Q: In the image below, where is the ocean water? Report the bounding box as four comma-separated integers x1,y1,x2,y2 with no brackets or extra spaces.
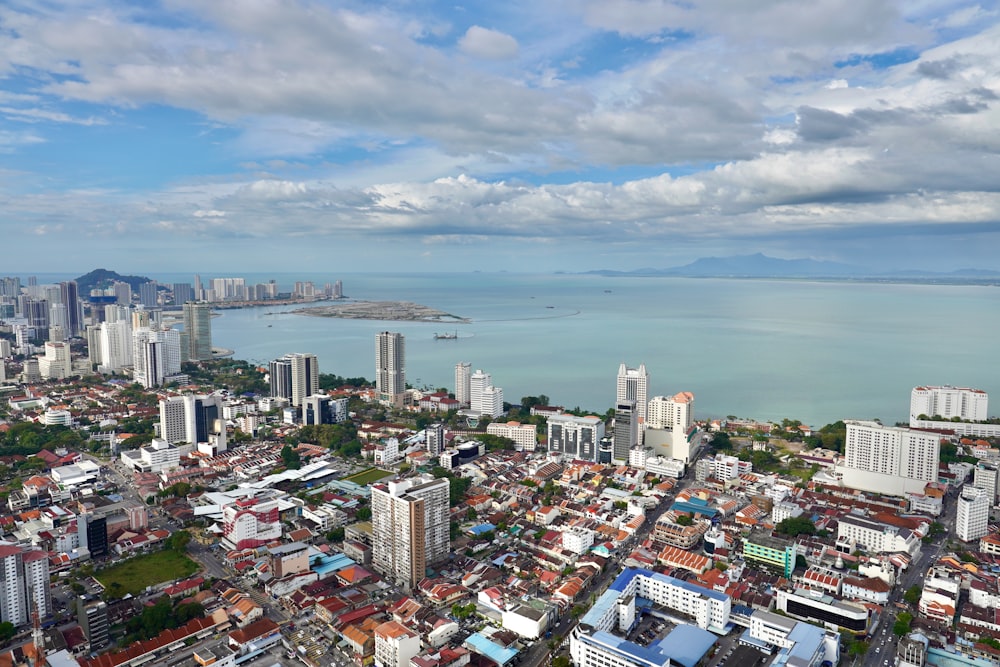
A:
186,273,1000,428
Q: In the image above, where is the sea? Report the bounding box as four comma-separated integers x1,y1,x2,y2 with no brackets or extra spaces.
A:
29,271,1000,428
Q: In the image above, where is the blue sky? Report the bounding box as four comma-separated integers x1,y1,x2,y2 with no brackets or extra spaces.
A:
2,0,1000,273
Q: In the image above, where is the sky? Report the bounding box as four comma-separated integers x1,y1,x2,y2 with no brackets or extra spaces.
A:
2,0,1000,274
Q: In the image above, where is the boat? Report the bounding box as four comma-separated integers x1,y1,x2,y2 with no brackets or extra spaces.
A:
434,331,458,340
546,305,555,309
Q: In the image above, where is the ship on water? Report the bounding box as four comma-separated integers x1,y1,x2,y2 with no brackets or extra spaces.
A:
434,331,458,340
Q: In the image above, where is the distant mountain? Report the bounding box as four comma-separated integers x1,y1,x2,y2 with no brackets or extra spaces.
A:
75,268,155,294
585,254,1000,280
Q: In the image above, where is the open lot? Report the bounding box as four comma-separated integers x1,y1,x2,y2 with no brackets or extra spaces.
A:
342,468,393,486
95,550,200,596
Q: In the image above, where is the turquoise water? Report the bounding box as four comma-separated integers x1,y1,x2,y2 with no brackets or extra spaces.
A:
191,273,1000,428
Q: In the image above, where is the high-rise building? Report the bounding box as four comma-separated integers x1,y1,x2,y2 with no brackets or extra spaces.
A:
375,332,405,405
973,462,999,506
23,297,48,335
303,394,330,425
547,414,606,461
38,341,71,380
957,485,990,542
138,281,158,309
113,281,132,306
269,353,318,407
910,385,988,424
59,281,82,337
98,319,133,373
159,394,227,452
172,283,194,307
0,545,50,626
183,302,213,361
425,423,446,456
469,369,504,418
647,392,694,431
132,328,182,388
373,621,421,667
371,475,449,589
613,400,639,463
841,420,941,496
454,362,472,407
77,598,109,652
193,274,203,301
617,363,649,423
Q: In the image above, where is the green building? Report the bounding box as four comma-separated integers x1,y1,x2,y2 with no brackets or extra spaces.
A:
742,533,798,578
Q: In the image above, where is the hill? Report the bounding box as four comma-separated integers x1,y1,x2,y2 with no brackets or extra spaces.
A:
75,268,155,294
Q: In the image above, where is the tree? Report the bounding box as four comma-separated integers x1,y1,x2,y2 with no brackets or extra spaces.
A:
166,530,191,552
281,444,301,470
776,516,816,537
847,640,869,657
356,506,372,521
676,515,694,527
0,622,14,644
552,657,571,667
893,611,913,636
904,585,921,605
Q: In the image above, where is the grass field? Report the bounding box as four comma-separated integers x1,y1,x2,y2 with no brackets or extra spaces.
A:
343,468,393,486
95,549,200,596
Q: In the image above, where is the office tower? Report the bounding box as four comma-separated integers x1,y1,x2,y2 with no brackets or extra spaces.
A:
617,363,649,422
0,545,50,626
48,303,67,336
138,281,158,308
547,414,606,461
183,302,213,361
172,283,194,306
84,515,108,559
303,394,330,425
77,598,109,652
469,369,503,418
193,274,203,301
0,277,20,298
38,341,71,380
0,340,10,358
371,475,450,589
333,280,343,298
974,462,999,506
613,400,638,463
59,281,82,336
957,486,990,542
159,394,226,451
269,353,318,407
269,356,293,401
23,297,49,334
376,331,405,405
910,385,988,424
841,420,941,496
454,362,471,407
425,423,446,456
47,324,66,343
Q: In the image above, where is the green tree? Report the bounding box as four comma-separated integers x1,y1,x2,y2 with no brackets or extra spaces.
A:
904,585,921,605
552,657,571,667
893,611,913,636
676,515,693,527
281,444,301,470
356,506,372,521
0,622,14,644
847,640,869,657
776,516,816,537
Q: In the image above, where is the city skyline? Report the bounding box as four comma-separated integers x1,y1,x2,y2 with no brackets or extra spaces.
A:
2,2,999,273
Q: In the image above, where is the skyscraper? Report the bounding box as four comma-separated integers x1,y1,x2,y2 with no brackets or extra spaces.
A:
269,353,319,407
376,331,405,405
59,280,82,337
159,394,226,452
612,400,638,463
617,363,649,422
172,283,194,307
957,486,990,542
132,328,182,388
138,281,159,309
0,545,50,626
910,385,988,424
454,362,471,407
371,475,450,589
183,302,213,361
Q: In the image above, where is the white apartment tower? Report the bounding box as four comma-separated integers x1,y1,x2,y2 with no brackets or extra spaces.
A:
132,328,182,388
375,332,405,405
38,341,71,380
159,394,227,452
974,462,999,506
0,545,50,626
647,392,694,431
617,363,649,422
957,485,990,542
841,420,941,496
371,475,449,589
910,385,988,424
454,362,472,407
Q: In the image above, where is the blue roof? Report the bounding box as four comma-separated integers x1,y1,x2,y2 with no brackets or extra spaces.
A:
657,625,717,667
670,499,719,517
787,621,825,662
609,568,729,603
465,633,518,666
580,588,620,627
310,552,356,577
468,523,496,536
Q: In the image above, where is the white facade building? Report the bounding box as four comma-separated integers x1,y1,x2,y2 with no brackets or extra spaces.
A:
546,414,606,462
454,362,471,408
910,385,988,423
158,394,226,452
469,369,503,418
840,421,941,496
616,363,648,422
647,392,694,431
973,461,999,506
38,341,71,380
119,438,181,473
98,319,133,373
375,332,405,405
957,485,990,542
485,421,536,451
374,620,421,667
0,545,50,626
836,514,921,556
562,527,595,555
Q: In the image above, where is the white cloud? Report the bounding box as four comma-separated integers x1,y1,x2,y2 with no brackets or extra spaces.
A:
458,25,519,60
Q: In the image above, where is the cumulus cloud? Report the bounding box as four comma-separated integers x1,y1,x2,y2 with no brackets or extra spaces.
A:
458,26,519,60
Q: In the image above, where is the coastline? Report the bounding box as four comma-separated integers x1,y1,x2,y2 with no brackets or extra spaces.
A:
292,300,469,323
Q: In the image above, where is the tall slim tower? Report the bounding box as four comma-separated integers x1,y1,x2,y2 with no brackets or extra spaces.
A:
617,363,649,422
290,353,319,407
371,475,449,589
613,400,638,463
183,302,213,361
376,332,405,405
59,281,82,337
454,362,472,407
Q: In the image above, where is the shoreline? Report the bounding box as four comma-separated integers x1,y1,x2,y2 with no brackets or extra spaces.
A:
292,300,469,323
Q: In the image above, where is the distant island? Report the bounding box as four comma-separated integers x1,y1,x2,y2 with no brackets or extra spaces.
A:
294,301,469,323
583,253,1000,283
75,268,158,294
